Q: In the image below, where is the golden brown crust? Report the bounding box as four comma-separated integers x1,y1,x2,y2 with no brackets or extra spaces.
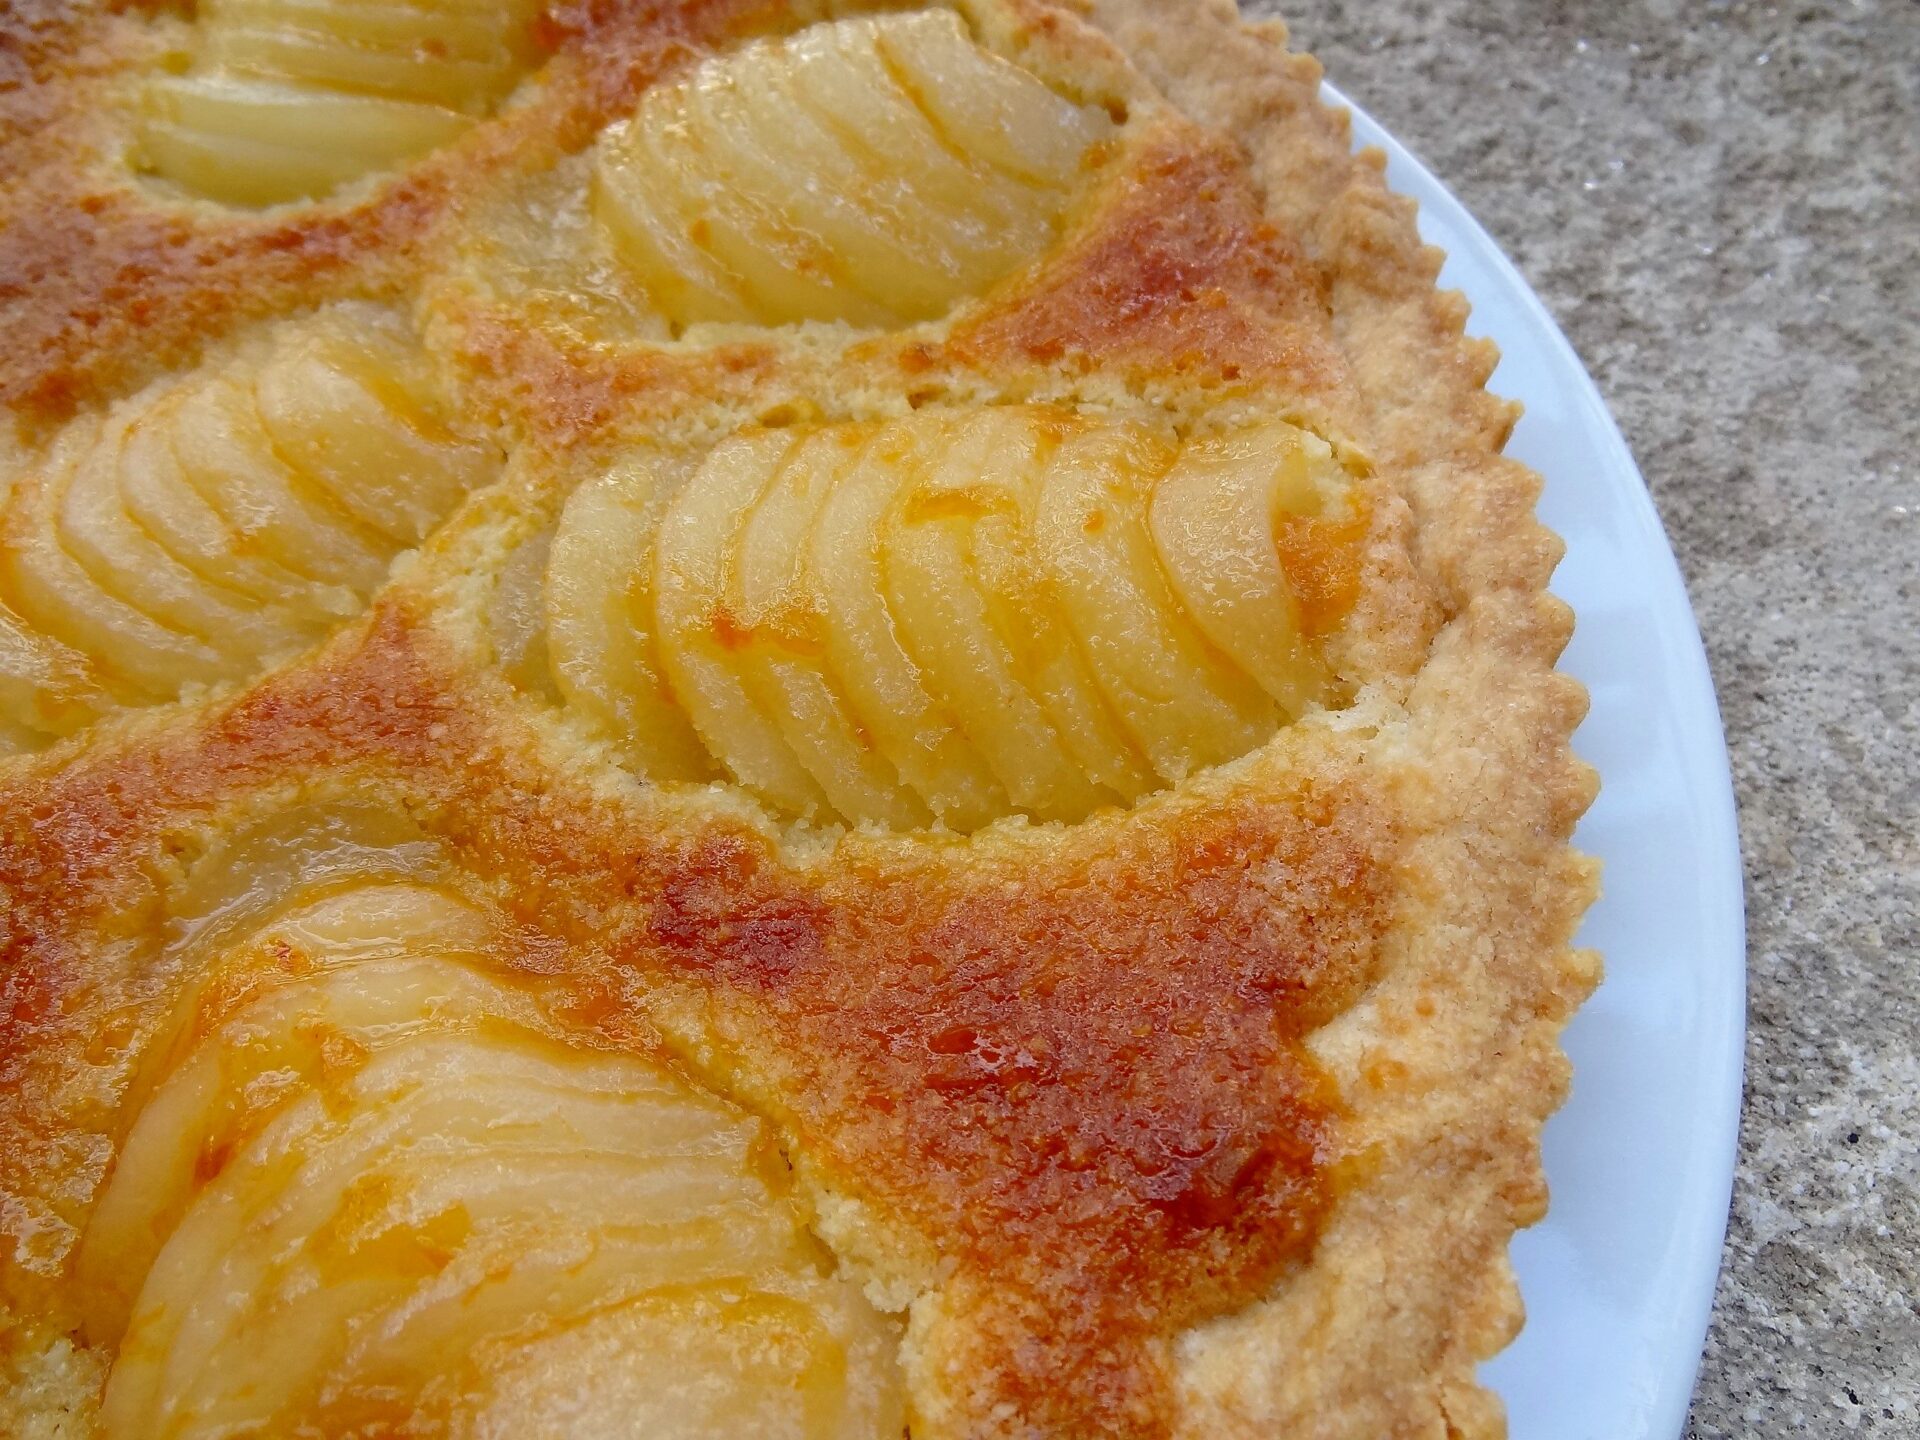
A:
0,600,1396,1431
0,2,1597,1436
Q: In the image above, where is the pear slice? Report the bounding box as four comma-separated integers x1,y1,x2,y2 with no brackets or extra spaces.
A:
654,430,830,817
302,1167,797,1416
88,863,905,1438
142,74,473,160
102,1026,796,1439
945,415,1157,803
76,886,498,1344
165,374,393,594
803,424,1006,828
58,409,316,660
875,9,1115,187
0,460,236,696
596,12,1102,329
118,383,360,621
136,0,544,206
136,113,387,209
732,427,930,828
880,410,1112,820
253,317,493,546
591,117,759,328
662,75,893,329
686,66,954,325
1148,423,1342,720
206,0,527,67
201,27,513,111
1034,424,1278,782
103,1039,772,1438
0,595,124,737
546,459,712,781
782,18,1044,260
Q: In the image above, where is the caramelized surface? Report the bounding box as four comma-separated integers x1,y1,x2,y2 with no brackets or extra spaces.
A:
0,608,1394,1434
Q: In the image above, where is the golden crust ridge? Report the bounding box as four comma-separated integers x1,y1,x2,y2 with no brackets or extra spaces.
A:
1066,2,1598,1433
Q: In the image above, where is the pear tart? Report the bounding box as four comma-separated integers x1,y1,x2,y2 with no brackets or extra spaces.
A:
0,2,1598,1437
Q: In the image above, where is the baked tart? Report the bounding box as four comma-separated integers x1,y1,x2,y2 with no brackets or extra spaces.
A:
0,1,1599,1435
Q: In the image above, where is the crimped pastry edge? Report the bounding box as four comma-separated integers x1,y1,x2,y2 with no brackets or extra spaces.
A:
1067,3,1599,1435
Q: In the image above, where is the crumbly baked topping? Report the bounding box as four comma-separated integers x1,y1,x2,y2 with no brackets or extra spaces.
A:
0,2,1597,1436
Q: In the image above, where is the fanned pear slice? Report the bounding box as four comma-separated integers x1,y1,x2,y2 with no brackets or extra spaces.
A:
0,461,236,697
780,16,1059,253
136,118,391,211
675,68,929,326
804,426,1006,828
713,55,1008,321
654,430,831,817
134,0,541,204
944,417,1158,803
76,886,499,1345
0,595,126,738
0,306,497,738
1035,425,1279,782
733,427,931,829
164,375,394,594
772,23,1043,293
546,459,712,781
591,118,759,327
209,0,523,62
117,385,361,622
881,411,1112,821
252,314,495,545
199,36,503,113
652,74,890,329
100,1043,781,1439
57,411,316,660
594,10,1111,329
86,862,903,1440
873,10,1112,186
1148,422,1348,719
142,74,473,161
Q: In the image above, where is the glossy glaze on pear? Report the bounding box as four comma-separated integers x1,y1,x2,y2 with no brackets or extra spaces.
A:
0,308,497,748
135,0,545,205
543,408,1362,828
593,10,1114,329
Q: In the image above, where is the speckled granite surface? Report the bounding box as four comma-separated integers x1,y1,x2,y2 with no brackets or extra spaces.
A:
1247,0,1918,1433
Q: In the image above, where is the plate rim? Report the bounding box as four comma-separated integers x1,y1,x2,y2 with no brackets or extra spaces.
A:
1321,80,1748,1440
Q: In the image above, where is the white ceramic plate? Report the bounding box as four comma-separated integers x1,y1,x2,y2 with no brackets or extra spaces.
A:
1323,85,1747,1440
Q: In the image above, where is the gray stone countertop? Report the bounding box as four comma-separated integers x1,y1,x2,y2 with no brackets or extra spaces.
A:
1246,0,1918,1433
